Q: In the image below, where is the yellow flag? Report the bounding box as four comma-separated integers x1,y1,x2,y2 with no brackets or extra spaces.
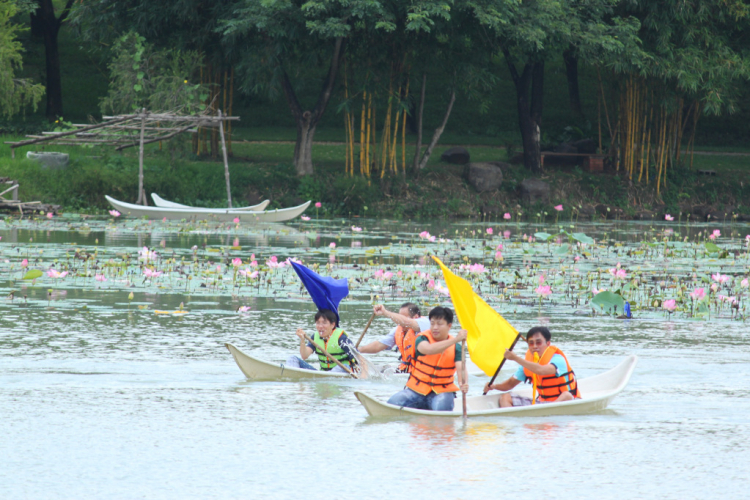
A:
432,256,519,376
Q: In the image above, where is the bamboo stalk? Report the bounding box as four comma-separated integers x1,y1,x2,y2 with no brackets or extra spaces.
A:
360,91,367,176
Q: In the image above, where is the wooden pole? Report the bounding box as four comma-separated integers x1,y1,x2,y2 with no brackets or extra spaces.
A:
138,109,146,205
303,333,358,378
482,333,523,395
355,312,376,348
461,339,467,419
218,109,232,208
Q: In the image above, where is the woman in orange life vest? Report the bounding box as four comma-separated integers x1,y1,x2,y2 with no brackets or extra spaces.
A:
358,302,431,373
483,326,579,407
386,307,469,411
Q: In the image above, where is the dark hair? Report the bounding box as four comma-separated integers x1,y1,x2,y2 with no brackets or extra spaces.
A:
314,309,338,325
428,306,453,324
526,326,551,342
400,302,421,318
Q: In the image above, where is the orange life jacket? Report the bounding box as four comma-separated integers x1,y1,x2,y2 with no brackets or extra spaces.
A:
406,330,459,395
523,345,580,401
394,325,417,373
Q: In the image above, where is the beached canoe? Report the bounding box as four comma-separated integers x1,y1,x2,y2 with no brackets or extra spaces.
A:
150,193,270,212
354,355,638,417
106,195,311,223
226,343,350,379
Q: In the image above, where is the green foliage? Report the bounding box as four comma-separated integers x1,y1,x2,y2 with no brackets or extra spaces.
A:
591,290,626,315
0,0,44,119
101,32,208,114
22,269,42,280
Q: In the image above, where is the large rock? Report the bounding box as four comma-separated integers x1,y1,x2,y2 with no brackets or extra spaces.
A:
519,178,550,205
441,147,470,164
463,162,504,192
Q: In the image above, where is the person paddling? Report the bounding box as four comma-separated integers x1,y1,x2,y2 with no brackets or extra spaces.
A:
358,302,430,373
387,307,468,411
483,326,579,407
286,309,357,373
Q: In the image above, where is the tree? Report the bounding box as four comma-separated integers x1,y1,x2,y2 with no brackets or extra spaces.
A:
0,0,44,119
30,0,75,120
468,0,641,173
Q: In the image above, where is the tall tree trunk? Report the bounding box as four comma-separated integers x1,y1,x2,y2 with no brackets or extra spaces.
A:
412,72,427,173
417,88,456,170
280,38,344,176
504,50,544,174
563,48,583,119
33,0,75,121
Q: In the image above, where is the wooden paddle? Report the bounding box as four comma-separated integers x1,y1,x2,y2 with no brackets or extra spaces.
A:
303,333,358,379
482,333,523,395
461,339,468,420
355,312,376,348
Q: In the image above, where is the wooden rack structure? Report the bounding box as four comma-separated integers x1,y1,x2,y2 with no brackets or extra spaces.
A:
5,109,240,207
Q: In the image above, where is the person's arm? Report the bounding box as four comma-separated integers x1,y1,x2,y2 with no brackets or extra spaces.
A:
296,328,314,360
416,330,468,356
374,304,421,331
504,349,556,376
338,333,357,362
358,340,389,354
484,376,521,393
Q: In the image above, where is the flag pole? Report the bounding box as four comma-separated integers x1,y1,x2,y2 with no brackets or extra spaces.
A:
355,312,376,348
482,333,523,395
461,339,468,419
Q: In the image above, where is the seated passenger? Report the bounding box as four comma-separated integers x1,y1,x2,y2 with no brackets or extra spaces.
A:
358,302,430,373
483,326,579,407
387,307,468,411
286,309,356,373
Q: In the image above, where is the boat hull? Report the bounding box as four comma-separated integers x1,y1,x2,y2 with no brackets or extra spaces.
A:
150,193,270,212
106,196,310,223
354,355,637,418
226,343,349,380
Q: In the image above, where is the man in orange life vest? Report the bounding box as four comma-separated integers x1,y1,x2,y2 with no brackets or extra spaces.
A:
358,302,430,373
386,306,468,411
483,326,579,407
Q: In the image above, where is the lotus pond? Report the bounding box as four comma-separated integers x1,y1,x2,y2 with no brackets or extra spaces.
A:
1,214,748,499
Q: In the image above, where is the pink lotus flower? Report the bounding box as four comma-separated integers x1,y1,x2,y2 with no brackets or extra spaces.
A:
329,242,336,249
233,238,240,247
713,229,721,238
315,202,322,208
233,217,240,224
95,274,107,282
374,269,384,279
663,299,676,312
47,269,68,279
494,251,503,261
162,217,167,222
109,210,121,217
468,263,486,273
495,244,503,250
232,258,242,267
351,226,362,232
329,254,335,263
574,256,581,262
143,268,162,278
383,271,393,279
664,214,674,221
397,271,402,277
301,215,311,221
535,285,552,297
538,275,545,285
138,247,157,261
21,259,28,268
614,269,627,279
742,279,748,288
351,241,362,247
711,273,729,284
239,269,259,279
554,205,563,211
711,283,719,292
427,279,435,289
436,284,450,296
238,306,251,313
503,230,511,239
486,228,493,235
503,213,511,220
419,231,431,239
46,212,53,219
249,260,258,267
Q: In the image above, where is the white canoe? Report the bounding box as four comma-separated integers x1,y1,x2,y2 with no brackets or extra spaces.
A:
354,355,638,418
106,195,311,223
150,193,270,212
226,343,350,380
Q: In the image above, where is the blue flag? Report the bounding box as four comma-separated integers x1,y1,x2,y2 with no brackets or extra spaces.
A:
290,261,349,324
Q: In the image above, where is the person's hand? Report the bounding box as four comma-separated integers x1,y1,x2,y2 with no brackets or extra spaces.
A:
504,348,520,362
455,329,468,342
483,382,494,393
296,328,306,341
373,304,386,316
460,382,469,394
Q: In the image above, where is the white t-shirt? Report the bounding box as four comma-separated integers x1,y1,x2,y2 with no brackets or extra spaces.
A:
377,316,431,349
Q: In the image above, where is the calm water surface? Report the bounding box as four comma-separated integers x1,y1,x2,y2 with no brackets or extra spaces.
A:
1,216,748,499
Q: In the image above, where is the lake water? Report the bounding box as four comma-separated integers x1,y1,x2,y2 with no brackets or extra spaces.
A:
1,215,748,499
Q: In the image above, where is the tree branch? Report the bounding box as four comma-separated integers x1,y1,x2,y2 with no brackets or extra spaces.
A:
57,0,76,26
311,36,345,123
279,67,303,123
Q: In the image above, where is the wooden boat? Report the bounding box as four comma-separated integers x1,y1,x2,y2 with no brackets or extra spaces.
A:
150,193,270,212
226,343,350,380
105,195,311,223
354,355,638,417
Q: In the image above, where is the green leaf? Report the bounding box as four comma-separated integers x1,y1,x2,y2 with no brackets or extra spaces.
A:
136,72,145,80
22,269,43,280
534,232,552,241
591,291,626,315
556,244,570,255
572,232,594,244
705,241,720,253
133,84,142,91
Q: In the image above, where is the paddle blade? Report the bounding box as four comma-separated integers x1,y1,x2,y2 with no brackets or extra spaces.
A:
433,256,519,377
291,261,349,324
